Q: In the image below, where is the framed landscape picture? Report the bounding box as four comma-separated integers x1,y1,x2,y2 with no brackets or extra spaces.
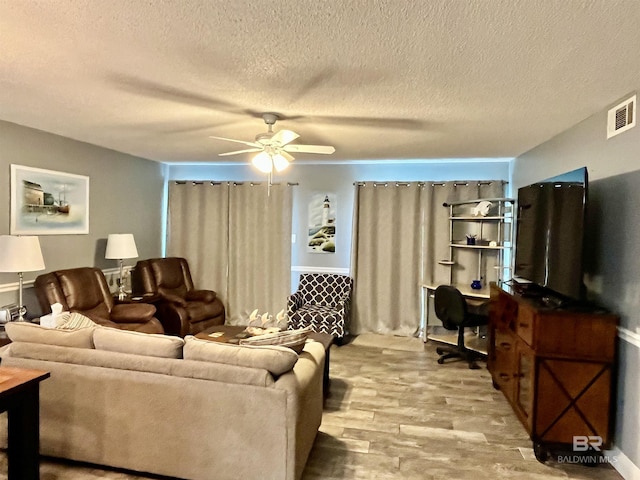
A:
10,164,90,235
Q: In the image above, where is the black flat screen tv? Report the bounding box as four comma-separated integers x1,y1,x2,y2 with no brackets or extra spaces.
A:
513,167,588,301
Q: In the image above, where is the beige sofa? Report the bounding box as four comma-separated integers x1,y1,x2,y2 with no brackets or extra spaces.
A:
0,323,325,480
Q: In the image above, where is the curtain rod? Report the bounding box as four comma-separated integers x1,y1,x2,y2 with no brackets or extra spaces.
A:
173,181,299,186
353,182,421,187
173,181,223,185
233,182,299,186
353,180,508,186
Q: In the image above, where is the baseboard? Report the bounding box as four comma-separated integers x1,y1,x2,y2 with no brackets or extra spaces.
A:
291,265,350,275
608,446,640,479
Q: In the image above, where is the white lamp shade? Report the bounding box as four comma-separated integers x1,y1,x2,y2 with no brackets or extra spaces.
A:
0,235,45,272
252,151,273,173
272,153,290,172
105,234,138,259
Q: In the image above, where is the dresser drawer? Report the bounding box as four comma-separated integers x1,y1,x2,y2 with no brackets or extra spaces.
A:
516,305,535,347
492,330,517,400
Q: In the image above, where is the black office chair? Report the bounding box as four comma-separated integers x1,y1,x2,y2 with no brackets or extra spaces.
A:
433,285,489,369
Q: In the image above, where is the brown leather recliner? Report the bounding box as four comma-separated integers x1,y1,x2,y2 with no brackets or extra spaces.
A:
133,257,225,337
34,267,164,334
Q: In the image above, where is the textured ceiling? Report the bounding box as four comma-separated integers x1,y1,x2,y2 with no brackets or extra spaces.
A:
1,0,639,164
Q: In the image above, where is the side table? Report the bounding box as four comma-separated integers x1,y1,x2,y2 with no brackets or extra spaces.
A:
112,293,160,304
0,366,50,480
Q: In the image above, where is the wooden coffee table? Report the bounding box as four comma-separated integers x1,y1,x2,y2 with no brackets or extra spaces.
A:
197,325,334,397
0,366,50,480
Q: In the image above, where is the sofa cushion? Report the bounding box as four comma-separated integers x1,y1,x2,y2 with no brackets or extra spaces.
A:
5,342,275,387
93,327,184,359
239,327,311,353
5,322,95,348
183,336,298,376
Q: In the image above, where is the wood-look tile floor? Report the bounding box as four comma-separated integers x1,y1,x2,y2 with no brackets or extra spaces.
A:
303,335,623,480
0,334,624,479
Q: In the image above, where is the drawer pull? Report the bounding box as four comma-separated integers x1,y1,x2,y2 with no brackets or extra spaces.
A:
499,342,511,349
519,323,529,328
499,373,510,380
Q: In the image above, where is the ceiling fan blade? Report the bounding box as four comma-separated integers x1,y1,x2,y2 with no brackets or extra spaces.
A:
109,74,239,111
209,135,261,148
279,150,295,162
271,129,299,146
288,114,426,131
218,148,263,157
283,144,335,155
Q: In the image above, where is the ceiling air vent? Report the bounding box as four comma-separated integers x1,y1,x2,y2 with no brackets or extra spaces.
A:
607,94,636,139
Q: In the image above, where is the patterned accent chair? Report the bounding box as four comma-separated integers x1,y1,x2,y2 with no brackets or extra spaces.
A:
287,273,353,342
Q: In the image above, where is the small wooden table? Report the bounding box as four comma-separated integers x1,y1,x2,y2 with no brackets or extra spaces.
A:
112,293,161,304
197,325,334,397
0,366,50,480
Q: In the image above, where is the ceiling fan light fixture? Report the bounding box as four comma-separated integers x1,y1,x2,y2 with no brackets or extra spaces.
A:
252,151,273,173
272,153,290,172
211,112,334,178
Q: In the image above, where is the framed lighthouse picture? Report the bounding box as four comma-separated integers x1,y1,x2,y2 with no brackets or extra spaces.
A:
307,193,336,253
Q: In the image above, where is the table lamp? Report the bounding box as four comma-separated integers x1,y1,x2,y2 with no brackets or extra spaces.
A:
0,235,45,321
105,233,138,301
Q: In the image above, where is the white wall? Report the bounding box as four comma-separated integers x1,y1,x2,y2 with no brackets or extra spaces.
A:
514,94,640,478
167,159,511,290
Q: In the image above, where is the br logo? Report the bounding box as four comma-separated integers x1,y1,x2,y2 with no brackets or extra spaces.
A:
573,435,603,452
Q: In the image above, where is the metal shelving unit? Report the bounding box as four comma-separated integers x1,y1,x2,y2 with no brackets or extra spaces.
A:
439,197,514,286
420,197,514,347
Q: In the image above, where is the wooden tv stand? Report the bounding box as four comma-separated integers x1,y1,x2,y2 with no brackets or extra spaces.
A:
487,283,618,462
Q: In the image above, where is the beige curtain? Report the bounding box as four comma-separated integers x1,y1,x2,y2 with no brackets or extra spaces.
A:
351,183,423,336
226,183,292,325
167,182,230,305
351,180,505,336
167,181,293,326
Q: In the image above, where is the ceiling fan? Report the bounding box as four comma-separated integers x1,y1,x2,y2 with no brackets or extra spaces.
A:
209,113,335,173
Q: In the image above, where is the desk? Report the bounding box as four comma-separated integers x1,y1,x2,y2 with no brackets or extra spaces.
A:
0,366,50,480
419,283,489,354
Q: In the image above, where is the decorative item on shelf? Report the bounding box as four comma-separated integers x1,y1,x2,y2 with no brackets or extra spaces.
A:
105,233,138,301
470,279,482,290
472,200,493,217
466,234,477,245
0,235,46,321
